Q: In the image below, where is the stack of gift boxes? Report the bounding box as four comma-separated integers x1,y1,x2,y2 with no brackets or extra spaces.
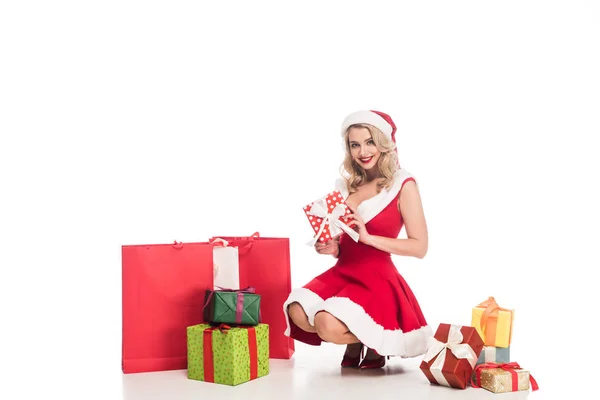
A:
420,296,538,394
186,287,269,386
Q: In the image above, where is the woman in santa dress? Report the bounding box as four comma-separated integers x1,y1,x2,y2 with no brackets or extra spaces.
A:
283,110,433,369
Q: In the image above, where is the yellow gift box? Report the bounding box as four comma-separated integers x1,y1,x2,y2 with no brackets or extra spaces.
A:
471,297,514,348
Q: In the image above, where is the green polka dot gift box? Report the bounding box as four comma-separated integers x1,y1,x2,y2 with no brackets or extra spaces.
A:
187,323,269,386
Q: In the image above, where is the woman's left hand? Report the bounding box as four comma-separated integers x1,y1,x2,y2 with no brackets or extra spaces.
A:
346,213,372,245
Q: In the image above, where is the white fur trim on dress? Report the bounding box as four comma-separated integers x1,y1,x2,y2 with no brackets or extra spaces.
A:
341,110,393,140
283,288,433,358
335,169,417,224
283,288,324,335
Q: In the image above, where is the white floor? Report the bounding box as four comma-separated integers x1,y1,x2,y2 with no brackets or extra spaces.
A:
121,341,564,400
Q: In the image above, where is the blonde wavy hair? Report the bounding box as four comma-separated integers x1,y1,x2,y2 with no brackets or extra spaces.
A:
340,123,399,195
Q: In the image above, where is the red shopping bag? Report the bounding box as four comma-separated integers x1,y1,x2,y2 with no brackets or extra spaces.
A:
210,234,295,360
121,241,213,373
122,233,294,374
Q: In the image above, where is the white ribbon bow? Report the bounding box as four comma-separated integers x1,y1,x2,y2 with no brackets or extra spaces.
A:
422,324,478,387
306,198,359,246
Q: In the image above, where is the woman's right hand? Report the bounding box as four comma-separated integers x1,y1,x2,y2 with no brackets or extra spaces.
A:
315,237,340,257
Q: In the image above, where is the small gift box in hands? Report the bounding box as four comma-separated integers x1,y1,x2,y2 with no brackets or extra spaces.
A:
303,190,359,246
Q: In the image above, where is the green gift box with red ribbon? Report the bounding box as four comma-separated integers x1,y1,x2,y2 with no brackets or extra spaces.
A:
187,323,269,386
203,287,261,326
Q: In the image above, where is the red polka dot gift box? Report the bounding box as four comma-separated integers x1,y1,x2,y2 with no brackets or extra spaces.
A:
303,190,359,246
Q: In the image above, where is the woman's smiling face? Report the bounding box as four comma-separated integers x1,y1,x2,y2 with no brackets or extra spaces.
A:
348,126,380,170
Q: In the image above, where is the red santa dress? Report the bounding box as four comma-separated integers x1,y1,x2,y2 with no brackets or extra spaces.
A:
283,169,433,357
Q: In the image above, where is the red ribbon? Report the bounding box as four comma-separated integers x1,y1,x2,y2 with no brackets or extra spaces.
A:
235,291,245,324
202,325,259,383
471,362,539,392
247,327,258,380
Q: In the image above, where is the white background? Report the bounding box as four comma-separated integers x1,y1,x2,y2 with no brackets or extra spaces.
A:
1,1,598,399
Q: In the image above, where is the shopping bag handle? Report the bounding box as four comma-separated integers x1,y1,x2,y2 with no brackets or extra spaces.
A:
209,232,260,255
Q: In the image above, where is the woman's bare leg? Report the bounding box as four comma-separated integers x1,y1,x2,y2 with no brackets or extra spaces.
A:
313,311,360,344
287,302,317,333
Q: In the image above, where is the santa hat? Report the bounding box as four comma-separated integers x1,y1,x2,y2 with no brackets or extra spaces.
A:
340,110,397,144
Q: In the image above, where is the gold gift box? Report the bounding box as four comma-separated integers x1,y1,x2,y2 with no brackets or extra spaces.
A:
478,367,531,393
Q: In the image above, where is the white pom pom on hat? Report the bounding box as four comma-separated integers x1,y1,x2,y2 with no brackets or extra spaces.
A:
340,110,397,143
